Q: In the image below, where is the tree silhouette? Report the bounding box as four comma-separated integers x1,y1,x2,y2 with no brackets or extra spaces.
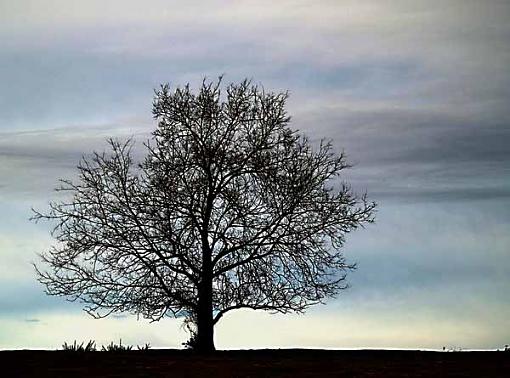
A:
33,78,376,352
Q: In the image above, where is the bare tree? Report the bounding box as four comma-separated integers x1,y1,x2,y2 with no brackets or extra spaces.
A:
33,78,376,352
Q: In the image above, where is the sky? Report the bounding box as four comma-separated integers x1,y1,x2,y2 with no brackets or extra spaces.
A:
0,0,509,350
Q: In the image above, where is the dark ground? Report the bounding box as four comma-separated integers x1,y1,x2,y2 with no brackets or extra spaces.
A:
1,349,509,377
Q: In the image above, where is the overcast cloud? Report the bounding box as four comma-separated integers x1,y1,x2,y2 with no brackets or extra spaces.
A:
0,0,509,350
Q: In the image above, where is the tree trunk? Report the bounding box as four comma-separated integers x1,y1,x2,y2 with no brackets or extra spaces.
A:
196,274,215,353
196,184,216,353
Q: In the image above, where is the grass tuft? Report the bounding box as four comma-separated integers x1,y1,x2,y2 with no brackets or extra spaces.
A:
101,339,133,352
61,340,96,352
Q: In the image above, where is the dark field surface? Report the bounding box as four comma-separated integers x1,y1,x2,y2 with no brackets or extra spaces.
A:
1,349,509,377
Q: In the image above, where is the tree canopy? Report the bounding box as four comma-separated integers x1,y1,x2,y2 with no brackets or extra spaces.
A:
33,78,376,352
